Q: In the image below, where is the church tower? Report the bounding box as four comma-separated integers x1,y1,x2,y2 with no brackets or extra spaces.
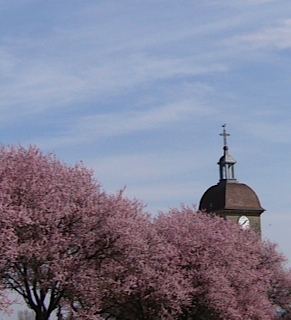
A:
199,125,265,233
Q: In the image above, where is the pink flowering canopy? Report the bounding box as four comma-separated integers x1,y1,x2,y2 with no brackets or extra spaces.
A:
154,207,291,320
0,145,154,320
0,145,290,320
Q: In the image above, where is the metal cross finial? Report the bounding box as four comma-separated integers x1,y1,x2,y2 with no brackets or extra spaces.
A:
219,124,230,147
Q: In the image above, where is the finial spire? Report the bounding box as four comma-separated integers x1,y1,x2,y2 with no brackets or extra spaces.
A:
219,124,230,149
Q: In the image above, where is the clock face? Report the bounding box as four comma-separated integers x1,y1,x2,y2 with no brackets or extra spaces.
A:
238,215,250,230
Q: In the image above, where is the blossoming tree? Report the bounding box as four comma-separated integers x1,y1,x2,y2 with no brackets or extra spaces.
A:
154,207,291,320
0,145,154,320
0,145,290,320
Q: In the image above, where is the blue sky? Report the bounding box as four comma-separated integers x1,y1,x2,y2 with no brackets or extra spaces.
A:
1,0,291,317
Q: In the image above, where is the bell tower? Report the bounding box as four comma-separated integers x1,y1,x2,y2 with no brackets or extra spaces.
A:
199,125,265,233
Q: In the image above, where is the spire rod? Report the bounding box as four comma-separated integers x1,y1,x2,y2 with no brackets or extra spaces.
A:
219,124,230,148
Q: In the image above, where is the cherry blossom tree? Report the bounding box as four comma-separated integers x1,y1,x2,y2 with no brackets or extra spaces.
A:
154,207,291,320
71,206,291,320
0,145,153,320
261,241,291,318
0,145,101,320
64,196,187,320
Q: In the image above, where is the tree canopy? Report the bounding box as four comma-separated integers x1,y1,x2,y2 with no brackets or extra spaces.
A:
154,207,291,319
0,145,290,320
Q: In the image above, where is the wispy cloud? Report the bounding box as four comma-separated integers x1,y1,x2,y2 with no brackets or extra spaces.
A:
230,19,291,49
89,150,209,183
0,41,227,117
77,101,213,137
28,97,215,150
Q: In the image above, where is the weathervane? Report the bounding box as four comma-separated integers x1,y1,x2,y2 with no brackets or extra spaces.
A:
219,124,230,148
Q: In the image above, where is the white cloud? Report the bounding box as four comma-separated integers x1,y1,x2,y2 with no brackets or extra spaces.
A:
231,19,291,49
89,151,204,183
0,41,227,118
28,98,215,151
79,101,213,137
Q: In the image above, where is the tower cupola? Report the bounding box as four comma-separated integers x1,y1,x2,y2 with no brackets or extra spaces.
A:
218,124,236,182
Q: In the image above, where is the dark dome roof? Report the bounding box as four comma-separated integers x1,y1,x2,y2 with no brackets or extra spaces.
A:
199,181,264,213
